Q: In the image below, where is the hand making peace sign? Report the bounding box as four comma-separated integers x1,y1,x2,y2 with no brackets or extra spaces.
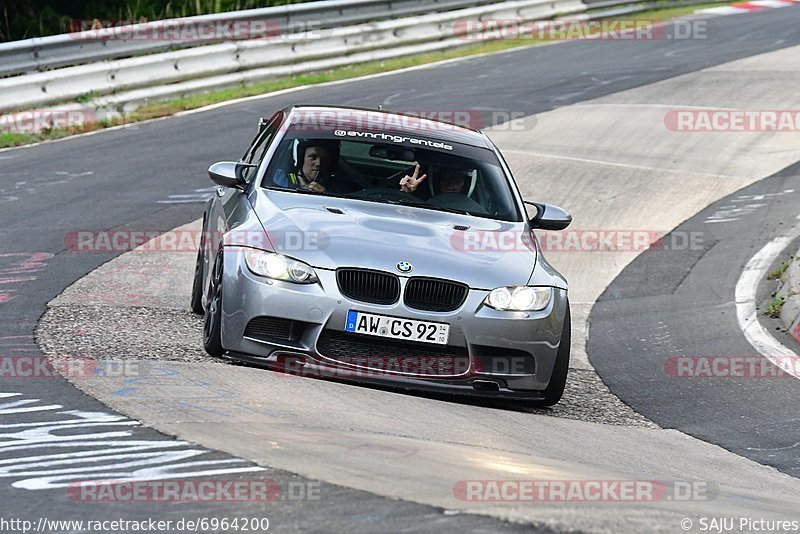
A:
399,164,428,193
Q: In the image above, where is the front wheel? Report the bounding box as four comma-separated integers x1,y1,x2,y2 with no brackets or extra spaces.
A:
537,305,571,406
203,251,225,357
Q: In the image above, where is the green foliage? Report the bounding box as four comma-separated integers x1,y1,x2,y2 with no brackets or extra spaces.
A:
768,262,790,280
764,296,786,319
1,0,307,41
75,91,101,103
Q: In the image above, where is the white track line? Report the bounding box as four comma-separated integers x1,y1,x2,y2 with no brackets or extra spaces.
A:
735,224,800,380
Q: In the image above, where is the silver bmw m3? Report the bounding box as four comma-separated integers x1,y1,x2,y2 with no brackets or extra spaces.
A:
192,105,572,405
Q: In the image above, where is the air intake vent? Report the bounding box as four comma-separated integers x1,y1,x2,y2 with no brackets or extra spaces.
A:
404,278,468,312
325,206,345,214
453,224,470,231
336,268,400,305
244,316,306,342
317,330,469,377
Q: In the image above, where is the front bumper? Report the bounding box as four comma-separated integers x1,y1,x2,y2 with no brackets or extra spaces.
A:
220,248,568,399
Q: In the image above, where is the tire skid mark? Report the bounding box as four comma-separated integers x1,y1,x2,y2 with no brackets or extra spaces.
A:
0,252,53,304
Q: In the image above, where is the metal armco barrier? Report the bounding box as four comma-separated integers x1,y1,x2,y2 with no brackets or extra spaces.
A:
0,0,724,115
0,0,510,77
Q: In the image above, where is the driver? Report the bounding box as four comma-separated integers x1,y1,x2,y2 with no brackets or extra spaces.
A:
272,140,357,194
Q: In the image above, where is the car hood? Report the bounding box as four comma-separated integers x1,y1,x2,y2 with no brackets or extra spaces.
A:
251,190,542,290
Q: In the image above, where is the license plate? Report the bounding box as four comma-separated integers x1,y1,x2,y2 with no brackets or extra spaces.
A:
345,311,449,345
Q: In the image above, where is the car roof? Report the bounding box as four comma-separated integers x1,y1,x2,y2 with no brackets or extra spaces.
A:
278,105,494,150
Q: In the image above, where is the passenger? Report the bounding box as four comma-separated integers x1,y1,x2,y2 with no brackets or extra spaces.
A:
425,165,488,214
399,163,428,193
433,167,471,195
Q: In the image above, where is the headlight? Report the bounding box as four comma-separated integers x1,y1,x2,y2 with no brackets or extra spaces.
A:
485,286,551,311
245,250,318,284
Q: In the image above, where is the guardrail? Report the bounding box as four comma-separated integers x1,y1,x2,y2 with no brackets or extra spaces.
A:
0,0,588,113
0,0,724,118
0,0,508,78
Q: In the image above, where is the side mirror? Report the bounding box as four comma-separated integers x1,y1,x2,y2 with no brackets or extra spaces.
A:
525,201,572,230
208,161,250,189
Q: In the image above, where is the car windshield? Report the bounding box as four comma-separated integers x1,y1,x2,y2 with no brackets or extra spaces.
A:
261,136,521,222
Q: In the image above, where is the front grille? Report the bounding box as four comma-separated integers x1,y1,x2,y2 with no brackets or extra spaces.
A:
244,316,306,342
317,330,469,377
336,268,400,305
404,278,469,312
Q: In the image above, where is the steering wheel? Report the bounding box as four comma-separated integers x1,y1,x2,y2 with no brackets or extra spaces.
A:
349,187,421,202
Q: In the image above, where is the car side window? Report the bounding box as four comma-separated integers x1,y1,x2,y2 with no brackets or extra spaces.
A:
240,115,281,182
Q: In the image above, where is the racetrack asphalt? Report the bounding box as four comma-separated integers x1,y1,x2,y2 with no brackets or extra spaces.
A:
589,160,800,478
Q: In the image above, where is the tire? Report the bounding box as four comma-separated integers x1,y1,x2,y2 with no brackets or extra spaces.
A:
190,240,205,315
203,250,225,357
537,304,571,406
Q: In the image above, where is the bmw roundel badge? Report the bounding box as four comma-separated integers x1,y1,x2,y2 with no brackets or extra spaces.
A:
396,261,413,273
